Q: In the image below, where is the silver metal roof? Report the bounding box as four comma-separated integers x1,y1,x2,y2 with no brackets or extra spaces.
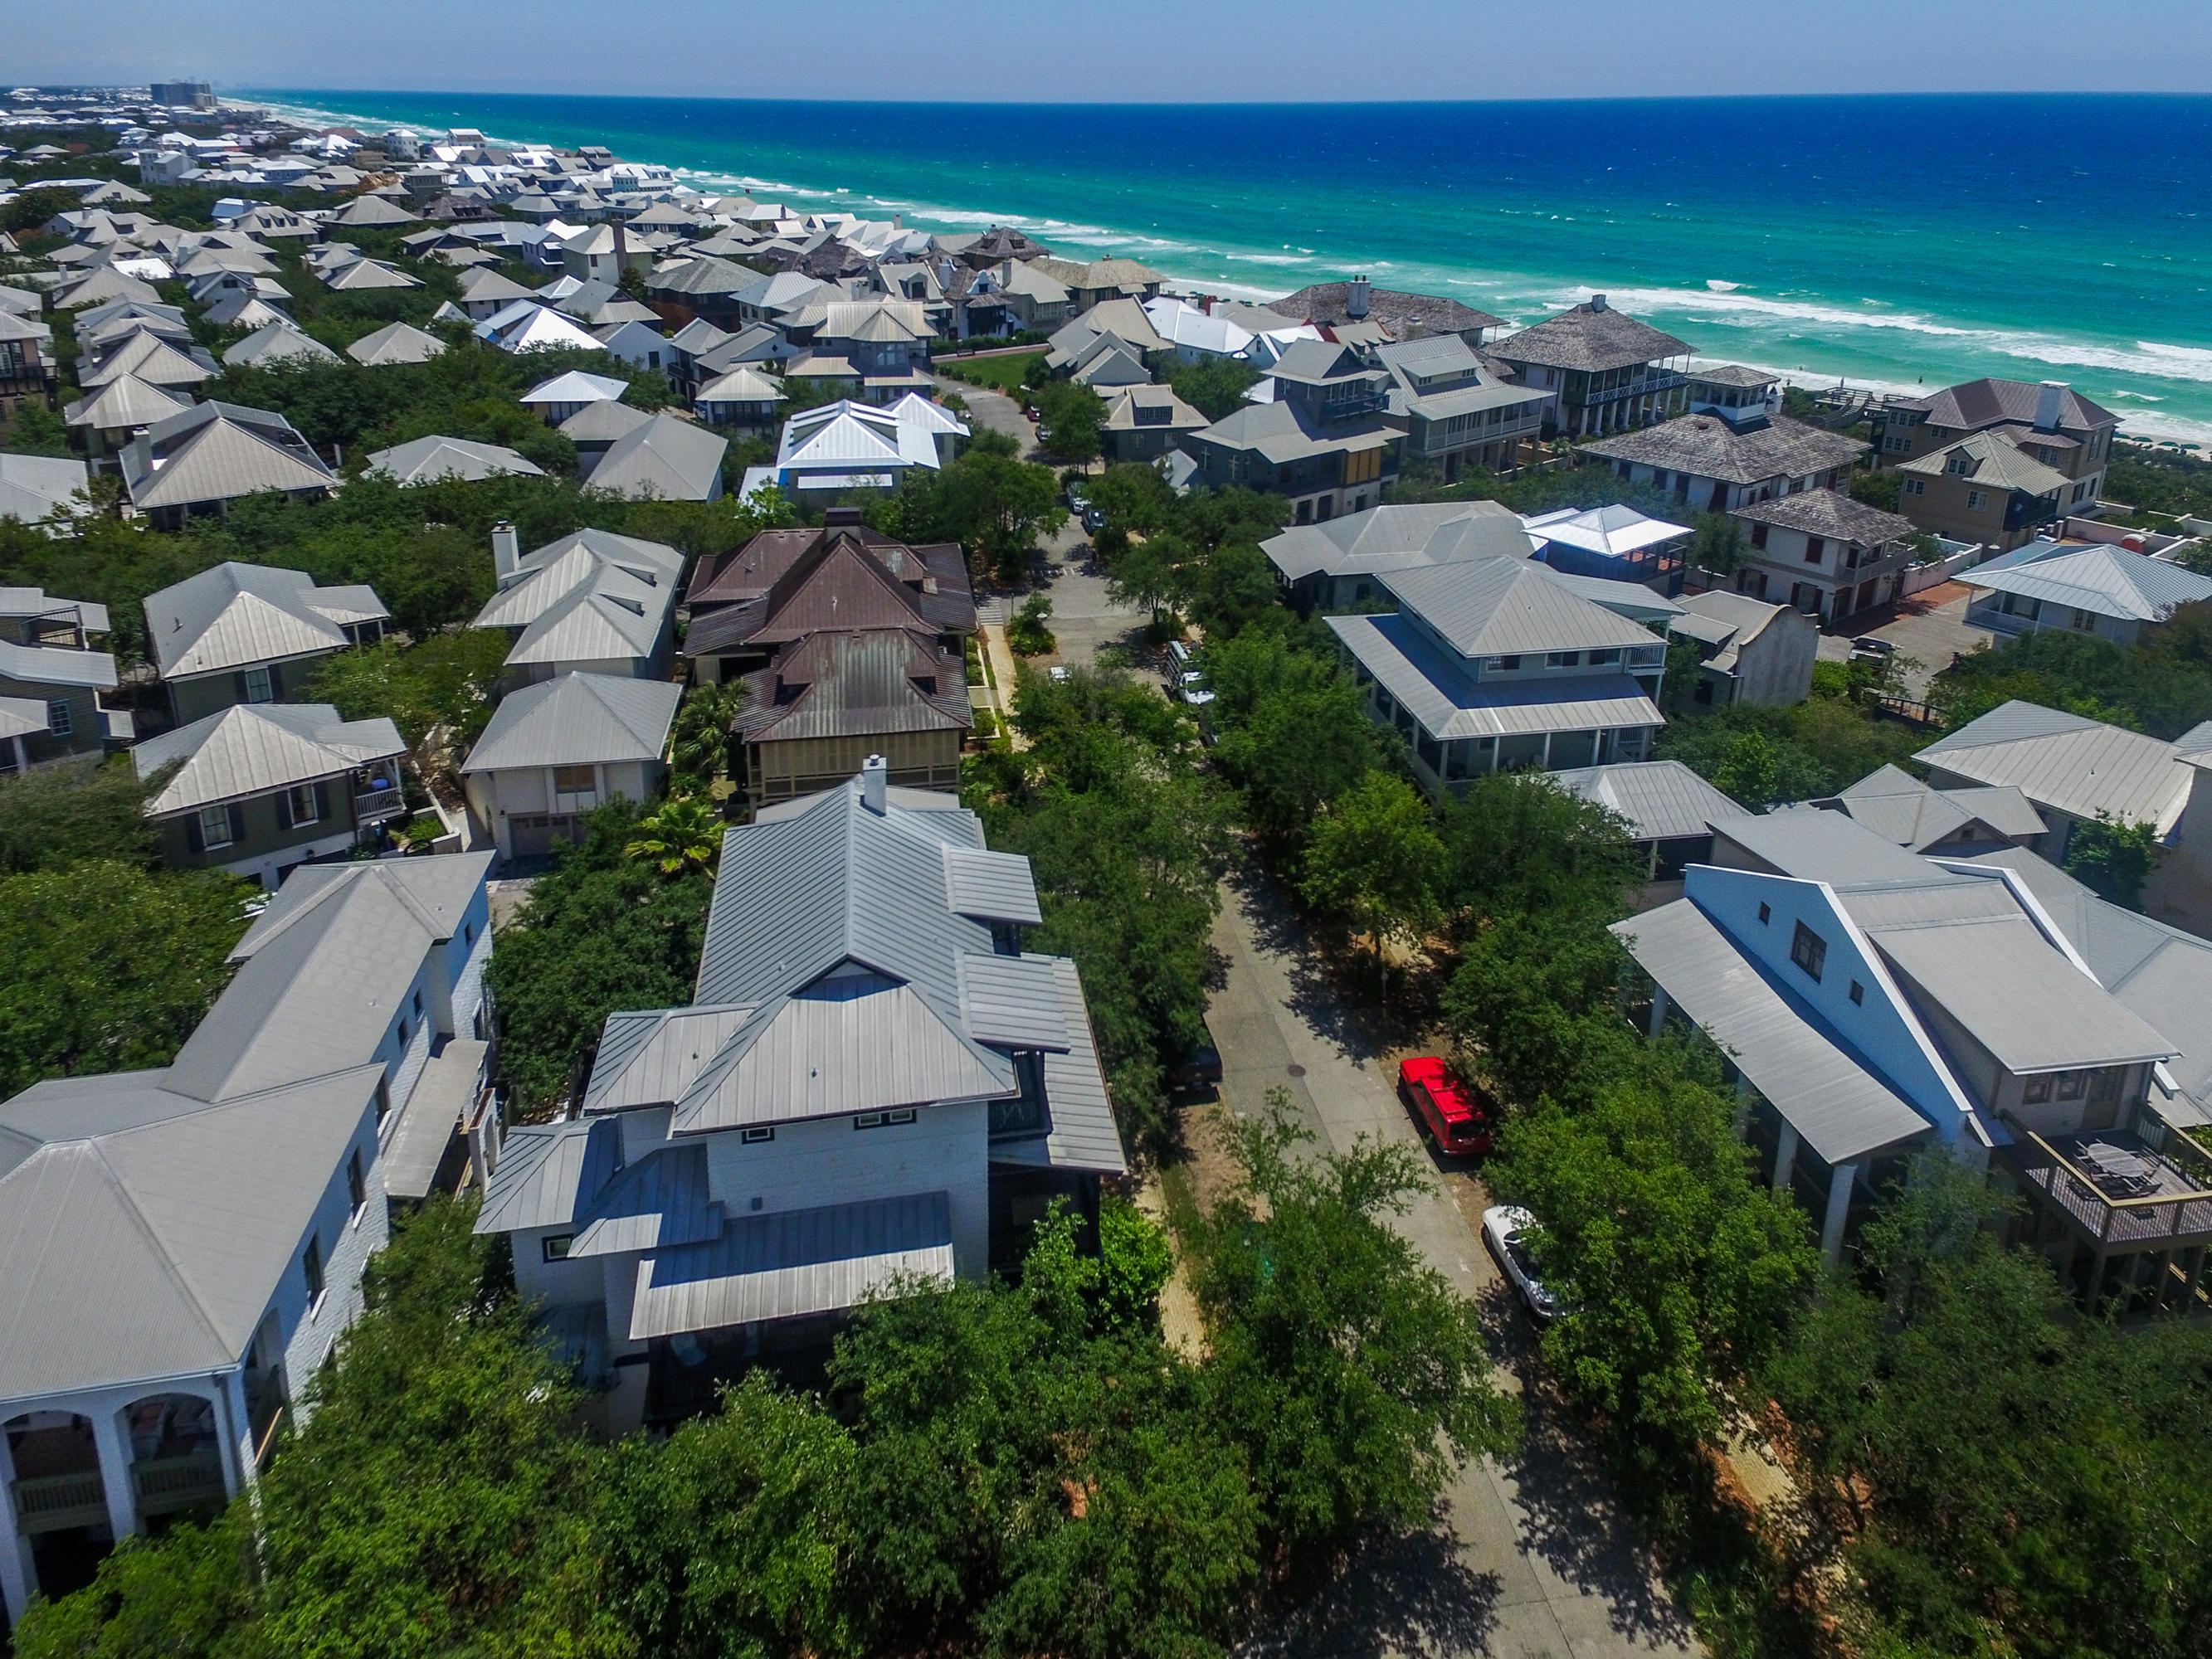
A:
582,1005,757,1114
1379,557,1659,659
1959,541,2212,624
346,320,446,366
1613,901,1934,1165
0,635,117,690
1262,501,1533,584
382,1037,485,1200
1549,760,1750,843
1327,611,1663,742
990,956,1128,1176
570,1142,719,1258
590,413,728,503
124,411,335,513
460,672,680,774
366,435,546,484
144,561,382,679
1832,764,2046,851
476,1117,621,1234
942,844,1042,925
626,1190,953,1339
133,702,405,814
1918,700,2195,835
1710,808,1942,886
959,952,1072,1052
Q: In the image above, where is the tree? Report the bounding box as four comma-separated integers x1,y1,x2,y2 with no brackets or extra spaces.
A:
1438,771,1644,935
626,795,726,878
1190,1101,1518,1567
1296,771,1444,966
1204,630,1379,847
1006,592,1056,656
1849,467,1904,510
0,863,251,1100
482,801,715,1112
0,755,161,873
2063,810,2158,908
1687,510,1752,581
1168,357,1260,421
667,679,748,795
308,629,512,749
1031,379,1104,465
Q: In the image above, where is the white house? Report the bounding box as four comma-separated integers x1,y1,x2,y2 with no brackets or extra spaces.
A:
460,672,680,861
0,855,495,1621
473,525,684,684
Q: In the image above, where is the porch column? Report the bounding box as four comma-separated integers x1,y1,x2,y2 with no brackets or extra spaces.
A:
89,1403,138,1542
1646,985,1670,1040
219,1370,254,1501
0,1433,29,1628
10,735,24,773
1820,1159,1859,1263
1771,1121,1800,1199
1539,731,1553,770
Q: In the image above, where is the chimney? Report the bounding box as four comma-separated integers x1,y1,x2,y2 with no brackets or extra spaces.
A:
2035,379,2067,432
491,519,519,581
1346,275,1370,319
1589,293,1608,313
824,505,864,528
613,216,627,274
860,754,888,814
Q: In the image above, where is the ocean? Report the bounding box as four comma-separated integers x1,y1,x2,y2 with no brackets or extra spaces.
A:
251,90,2212,442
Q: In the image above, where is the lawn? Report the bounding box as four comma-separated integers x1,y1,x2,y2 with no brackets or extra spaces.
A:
935,348,1046,393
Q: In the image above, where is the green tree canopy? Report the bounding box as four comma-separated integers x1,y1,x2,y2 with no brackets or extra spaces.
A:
1296,769,1445,963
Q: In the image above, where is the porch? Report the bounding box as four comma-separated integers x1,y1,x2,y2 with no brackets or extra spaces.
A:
1999,1121,2212,1315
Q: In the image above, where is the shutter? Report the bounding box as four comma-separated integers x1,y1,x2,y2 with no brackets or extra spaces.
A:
275,790,293,830
185,813,203,853
233,671,249,702
314,781,331,821
227,803,246,844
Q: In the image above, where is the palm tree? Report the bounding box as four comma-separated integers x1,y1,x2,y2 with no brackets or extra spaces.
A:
625,795,724,878
669,680,748,793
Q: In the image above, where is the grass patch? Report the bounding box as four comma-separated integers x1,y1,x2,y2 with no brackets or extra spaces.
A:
936,349,1047,393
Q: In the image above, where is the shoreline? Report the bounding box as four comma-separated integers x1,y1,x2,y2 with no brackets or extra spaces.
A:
242,89,2212,449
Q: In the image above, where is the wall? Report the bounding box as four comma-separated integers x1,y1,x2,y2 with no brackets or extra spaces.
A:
0,675,105,765
1733,608,1820,706
751,729,962,804
2144,773,2212,941
167,653,334,725
277,1098,392,1421
159,782,359,888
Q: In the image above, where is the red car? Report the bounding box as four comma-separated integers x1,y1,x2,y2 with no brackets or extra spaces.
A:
1396,1057,1493,1156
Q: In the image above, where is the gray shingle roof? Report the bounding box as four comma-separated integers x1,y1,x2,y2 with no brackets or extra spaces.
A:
1582,414,1866,487
1896,431,2070,495
1490,300,1691,372
1731,488,1916,544
460,671,680,774
1910,377,2118,435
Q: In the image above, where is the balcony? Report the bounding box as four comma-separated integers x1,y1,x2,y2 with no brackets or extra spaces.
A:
2001,1124,2212,1252
12,1469,107,1535
130,1447,227,1519
353,786,407,822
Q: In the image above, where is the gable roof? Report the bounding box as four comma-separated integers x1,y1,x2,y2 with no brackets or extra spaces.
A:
132,702,406,815
1917,700,2198,834
460,671,681,773
365,434,547,484
1959,540,2212,624
144,562,386,678
1490,299,1691,372
1826,763,2046,852
123,404,336,513
474,528,682,667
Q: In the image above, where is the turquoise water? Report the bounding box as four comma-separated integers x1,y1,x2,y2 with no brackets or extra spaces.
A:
256,91,2212,441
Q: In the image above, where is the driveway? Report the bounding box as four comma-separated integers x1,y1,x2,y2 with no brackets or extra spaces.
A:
1814,581,1996,698
1206,870,1702,1659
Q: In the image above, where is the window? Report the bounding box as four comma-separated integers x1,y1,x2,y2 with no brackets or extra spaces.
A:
2073,480,2090,504
45,698,72,737
1903,477,1924,496
1790,921,1827,982
285,783,320,826
464,922,475,946
198,805,235,850
1966,490,1986,512
1945,455,1971,477
542,1234,572,1262
740,1125,775,1144
302,1235,325,1311
2021,1074,2052,1103
243,665,274,703
2088,1067,2122,1108
1545,650,1581,668
1884,435,1910,453
376,1075,392,1127
412,990,424,1018
1491,654,1521,671
346,1149,367,1219
1804,536,1825,565
1757,902,1771,924
2056,1071,2085,1102
1749,521,1768,549
1588,648,1620,665
854,1108,918,1130
553,764,597,812
2071,609,2097,631
1849,980,1864,1005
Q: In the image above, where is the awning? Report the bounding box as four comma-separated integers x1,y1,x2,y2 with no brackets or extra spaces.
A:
628,1191,953,1339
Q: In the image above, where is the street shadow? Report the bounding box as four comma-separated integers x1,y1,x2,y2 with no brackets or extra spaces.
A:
1265,1520,1503,1659
1226,863,1435,1067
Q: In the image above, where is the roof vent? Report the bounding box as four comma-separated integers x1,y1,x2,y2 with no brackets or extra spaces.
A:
1589,293,1608,313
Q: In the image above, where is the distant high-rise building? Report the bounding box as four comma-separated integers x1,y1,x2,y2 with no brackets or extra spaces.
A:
149,80,214,110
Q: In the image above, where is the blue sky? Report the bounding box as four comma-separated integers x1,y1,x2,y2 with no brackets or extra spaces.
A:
17,0,2212,104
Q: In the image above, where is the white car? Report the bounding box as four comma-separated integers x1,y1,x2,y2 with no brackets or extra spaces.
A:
1481,1205,1562,1323
1048,664,1071,683
1177,670,1216,707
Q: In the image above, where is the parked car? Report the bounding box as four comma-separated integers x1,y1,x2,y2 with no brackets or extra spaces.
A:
1177,671,1216,707
1084,507,1108,533
1065,484,1091,513
1167,1039,1223,1093
1481,1204,1562,1324
1396,1056,1493,1156
1851,635,1897,658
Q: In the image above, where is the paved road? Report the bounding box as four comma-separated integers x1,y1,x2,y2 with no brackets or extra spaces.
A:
1206,871,1702,1659
1814,581,1994,698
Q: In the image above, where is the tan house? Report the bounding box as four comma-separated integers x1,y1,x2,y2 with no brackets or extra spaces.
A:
1872,378,2117,515
1895,433,2068,552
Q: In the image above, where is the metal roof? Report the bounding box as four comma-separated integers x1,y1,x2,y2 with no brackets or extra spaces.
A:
1710,807,1943,886
1896,431,2069,494
570,1142,719,1258
366,435,545,484
1918,701,2195,834
589,411,728,502
1523,503,1692,559
133,702,406,814
62,371,189,431
476,1118,621,1234
1960,542,2212,623
582,1005,758,1113
518,369,631,407
561,399,655,442
124,412,335,514
1379,557,1658,658
0,1064,386,1404
1831,764,2044,851
1548,760,1750,843
1328,611,1663,743
0,635,116,690
460,671,680,774
346,320,446,365
959,952,1073,1052
992,956,1128,1175
145,562,386,678
1263,501,1533,583
943,845,1042,925
626,1190,953,1339
382,1037,485,1200
1870,917,2177,1074
1613,901,1935,1165
473,529,681,666
221,320,338,368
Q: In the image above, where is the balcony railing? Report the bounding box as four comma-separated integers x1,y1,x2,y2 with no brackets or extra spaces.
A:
12,1469,107,1535
2002,1122,2212,1249
131,1448,227,1518
353,786,407,822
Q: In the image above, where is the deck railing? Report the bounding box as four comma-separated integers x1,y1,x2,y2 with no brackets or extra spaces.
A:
2005,1123,2212,1249
12,1469,107,1534
131,1448,227,1517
